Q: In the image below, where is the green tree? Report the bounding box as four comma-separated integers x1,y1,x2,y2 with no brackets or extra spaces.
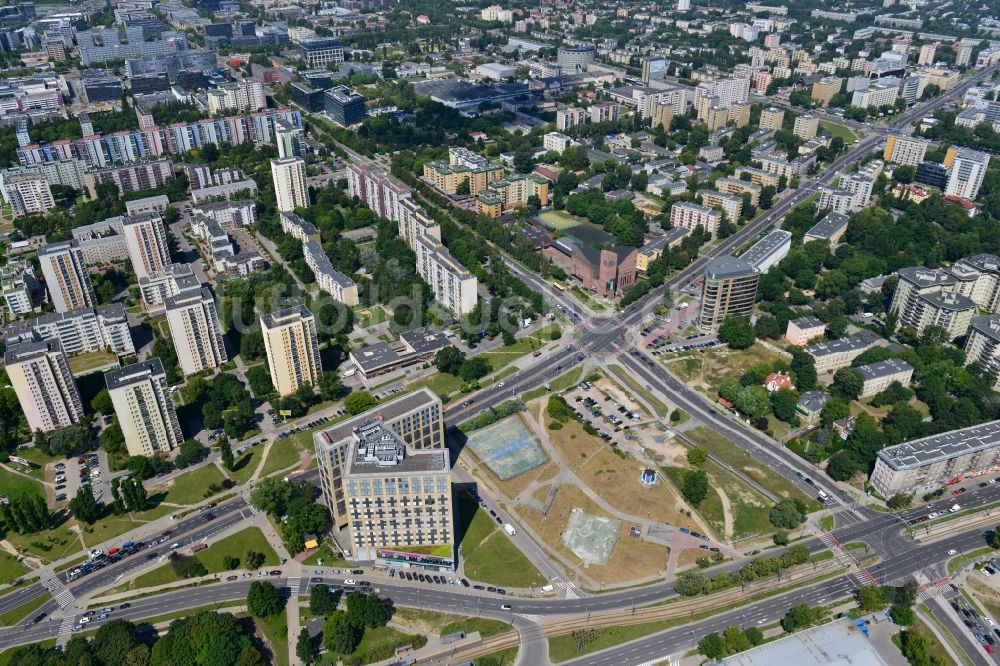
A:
698,632,726,659
297,628,319,664
245,550,266,570
887,493,913,510
723,625,751,654
310,584,338,615
675,572,706,596
781,604,818,632
718,316,755,349
770,389,800,424
833,367,865,400
790,350,817,391
769,498,806,529
219,436,235,471
670,408,684,422
682,469,709,505
223,555,241,570
247,581,284,618
345,591,388,629
687,446,708,465
858,585,887,612
69,484,101,524
90,388,114,415
323,611,361,654
344,391,377,415
734,385,771,420
890,604,915,626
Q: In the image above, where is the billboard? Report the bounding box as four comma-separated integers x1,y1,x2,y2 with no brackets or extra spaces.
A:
8,455,31,468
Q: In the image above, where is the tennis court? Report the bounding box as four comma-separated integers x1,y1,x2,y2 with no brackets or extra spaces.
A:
465,416,547,480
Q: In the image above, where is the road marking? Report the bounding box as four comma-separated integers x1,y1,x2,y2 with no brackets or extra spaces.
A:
58,615,75,636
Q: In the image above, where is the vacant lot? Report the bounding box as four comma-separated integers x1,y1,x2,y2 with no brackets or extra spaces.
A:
455,492,546,588
158,464,226,505
663,344,787,394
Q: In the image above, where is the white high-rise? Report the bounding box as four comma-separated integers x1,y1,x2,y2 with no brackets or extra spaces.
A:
678,0,691,10
946,148,990,200
38,241,96,313
164,287,228,376
123,212,171,279
6,339,84,433
271,157,308,213
106,359,184,457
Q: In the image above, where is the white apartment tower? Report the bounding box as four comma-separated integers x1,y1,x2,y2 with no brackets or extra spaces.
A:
260,305,322,396
123,212,170,280
6,339,84,433
106,359,184,457
946,148,990,200
271,157,308,213
164,287,229,376
7,174,55,218
38,241,96,313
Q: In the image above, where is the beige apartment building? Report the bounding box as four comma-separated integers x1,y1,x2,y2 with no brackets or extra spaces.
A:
122,212,171,280
164,287,229,376
38,241,96,313
6,339,84,433
271,157,308,213
759,106,784,131
106,359,184,457
261,305,322,396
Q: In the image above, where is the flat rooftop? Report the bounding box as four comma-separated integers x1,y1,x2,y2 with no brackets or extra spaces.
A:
878,419,1000,470
721,619,888,666
805,211,850,239
313,387,440,451
806,330,880,358
705,254,757,280
740,229,791,267
105,358,165,390
344,419,448,476
858,358,913,380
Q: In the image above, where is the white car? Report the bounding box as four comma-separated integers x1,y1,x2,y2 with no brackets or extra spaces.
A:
948,549,957,555
79,617,90,624
344,579,356,585
984,568,994,577
497,382,505,388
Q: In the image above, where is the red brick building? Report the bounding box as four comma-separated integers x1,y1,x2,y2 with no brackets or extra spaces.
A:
570,244,638,298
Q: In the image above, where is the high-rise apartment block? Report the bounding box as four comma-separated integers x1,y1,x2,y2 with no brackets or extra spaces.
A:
945,148,990,200
792,114,819,141
556,107,585,131
164,287,228,376
271,157,308,213
759,106,784,131
415,236,479,316
810,76,843,106
699,255,759,330
123,212,170,280
1,258,41,317
106,359,184,457
206,80,266,114
38,241,96,313
965,314,1000,390
883,134,929,166
670,201,722,236
6,339,84,433
7,173,54,218
275,119,302,159
261,306,322,396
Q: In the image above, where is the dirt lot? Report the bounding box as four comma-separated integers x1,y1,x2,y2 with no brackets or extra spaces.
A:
516,483,668,586
663,344,789,394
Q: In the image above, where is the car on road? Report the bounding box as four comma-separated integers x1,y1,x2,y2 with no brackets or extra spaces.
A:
311,577,323,583
269,570,281,576
98,613,109,620
501,604,512,610
344,579,356,585
948,549,958,555
226,576,238,581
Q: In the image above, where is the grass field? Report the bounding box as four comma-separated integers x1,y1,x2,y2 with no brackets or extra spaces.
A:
122,527,279,590
0,465,44,501
255,608,289,666
390,607,510,639
475,646,519,665
259,440,304,478
522,367,584,402
321,625,425,664
302,545,346,566
455,493,546,589
547,617,680,663
229,447,265,485
68,350,119,376
160,464,226,505
819,120,858,143
80,502,177,547
409,372,465,399
664,344,787,396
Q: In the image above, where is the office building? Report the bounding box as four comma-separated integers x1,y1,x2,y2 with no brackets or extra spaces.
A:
323,86,366,127
206,80,266,114
296,37,344,68
858,358,914,398
6,339,83,433
106,359,183,457
314,388,445,533
38,241,96,313
871,420,1000,497
261,305,322,396
304,241,359,306
915,161,949,190
740,229,791,273
965,315,1000,390
883,134,929,166
414,236,478,317
122,212,170,280
164,287,228,376
670,201,722,236
945,148,990,200
557,44,596,71
1,258,41,316
271,157,308,213
81,69,124,103
792,114,819,141
290,82,324,113
6,173,55,218
4,303,134,357
699,255,759,330
852,80,899,108
759,106,784,131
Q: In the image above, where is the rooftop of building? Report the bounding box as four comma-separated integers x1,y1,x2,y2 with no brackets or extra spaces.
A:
896,265,955,288
344,419,448,476
304,241,355,288
878,418,1000,470
805,211,850,239
105,358,165,390
260,304,313,330
919,289,976,311
971,314,1000,341
806,329,880,358
858,358,913,380
740,229,792,266
790,315,826,329
163,286,213,311
400,326,451,356
4,338,61,365
313,387,441,452
719,618,888,666
704,254,757,280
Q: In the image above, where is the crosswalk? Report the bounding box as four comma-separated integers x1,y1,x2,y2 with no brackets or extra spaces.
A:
58,615,75,638
515,613,543,623
817,531,874,588
553,579,578,599
42,577,75,609
287,576,302,595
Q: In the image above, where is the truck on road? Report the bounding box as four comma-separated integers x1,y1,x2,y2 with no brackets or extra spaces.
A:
503,523,516,536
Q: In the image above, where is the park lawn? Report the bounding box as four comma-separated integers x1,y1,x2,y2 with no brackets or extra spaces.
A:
6,523,80,564
259,440,304,478
355,305,388,330
333,625,426,665
522,367,585,402
570,286,606,311
0,639,56,666
607,364,668,416
703,458,773,540
302,545,346,566
229,447,265,485
391,608,508,637
440,616,511,639
547,617,682,663
254,609,289,666
13,448,63,478
408,372,465,400
0,465,44,500
684,427,818,508
0,551,28,582
0,591,50,627
456,493,545,588
160,464,226,505
819,120,857,143
455,492,500,553
68,350,119,376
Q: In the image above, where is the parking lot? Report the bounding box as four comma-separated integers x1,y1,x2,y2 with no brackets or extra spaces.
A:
51,450,111,508
566,381,645,450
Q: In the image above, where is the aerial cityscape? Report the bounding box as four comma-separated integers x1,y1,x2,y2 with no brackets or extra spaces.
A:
3,0,1000,664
